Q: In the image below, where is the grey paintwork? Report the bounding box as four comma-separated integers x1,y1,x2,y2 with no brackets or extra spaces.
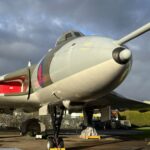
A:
50,36,118,82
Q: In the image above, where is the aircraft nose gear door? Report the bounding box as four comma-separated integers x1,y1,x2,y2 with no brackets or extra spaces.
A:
47,105,65,149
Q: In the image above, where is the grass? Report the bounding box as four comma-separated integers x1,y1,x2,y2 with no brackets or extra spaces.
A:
127,127,150,139
119,111,150,139
120,110,150,127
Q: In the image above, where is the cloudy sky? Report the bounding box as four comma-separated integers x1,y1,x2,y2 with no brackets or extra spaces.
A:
0,0,150,101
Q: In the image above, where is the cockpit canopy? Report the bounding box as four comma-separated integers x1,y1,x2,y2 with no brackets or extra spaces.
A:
56,31,84,47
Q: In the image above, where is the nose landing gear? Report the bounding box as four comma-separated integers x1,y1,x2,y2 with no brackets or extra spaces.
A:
47,106,65,150
47,137,64,149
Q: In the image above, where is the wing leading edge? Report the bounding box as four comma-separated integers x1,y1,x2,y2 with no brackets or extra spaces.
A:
85,92,150,112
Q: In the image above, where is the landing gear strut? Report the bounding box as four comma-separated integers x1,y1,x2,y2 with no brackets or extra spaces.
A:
80,108,98,138
47,106,65,149
83,108,93,127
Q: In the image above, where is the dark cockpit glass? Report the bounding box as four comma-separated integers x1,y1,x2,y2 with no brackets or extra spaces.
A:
74,32,82,37
65,33,72,39
56,31,84,47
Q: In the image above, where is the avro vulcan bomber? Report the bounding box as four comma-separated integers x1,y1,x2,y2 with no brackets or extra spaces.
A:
0,23,150,149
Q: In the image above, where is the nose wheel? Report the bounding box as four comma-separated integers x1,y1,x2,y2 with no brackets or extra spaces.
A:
47,106,65,149
47,137,64,149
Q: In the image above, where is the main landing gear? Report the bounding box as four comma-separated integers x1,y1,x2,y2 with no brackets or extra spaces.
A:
47,106,65,149
80,108,98,138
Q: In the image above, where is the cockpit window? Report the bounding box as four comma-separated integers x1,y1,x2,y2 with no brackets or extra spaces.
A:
74,32,81,37
65,33,72,39
56,31,84,47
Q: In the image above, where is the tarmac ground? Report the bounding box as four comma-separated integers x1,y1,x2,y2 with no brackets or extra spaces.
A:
0,129,150,150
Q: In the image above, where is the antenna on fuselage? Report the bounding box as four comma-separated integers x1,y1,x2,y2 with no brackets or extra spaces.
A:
28,60,31,67
116,23,150,45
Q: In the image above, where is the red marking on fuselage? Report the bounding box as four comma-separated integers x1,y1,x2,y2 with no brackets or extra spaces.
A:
0,81,21,94
0,76,28,94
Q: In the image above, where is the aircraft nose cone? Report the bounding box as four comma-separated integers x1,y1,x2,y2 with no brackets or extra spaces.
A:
119,49,132,63
112,47,132,64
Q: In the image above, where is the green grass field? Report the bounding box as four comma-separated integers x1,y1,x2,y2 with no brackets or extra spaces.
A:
120,110,150,127
119,111,150,139
127,127,150,139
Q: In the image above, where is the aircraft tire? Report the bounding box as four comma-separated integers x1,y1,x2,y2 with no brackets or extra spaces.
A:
47,137,64,149
47,137,54,149
58,137,64,148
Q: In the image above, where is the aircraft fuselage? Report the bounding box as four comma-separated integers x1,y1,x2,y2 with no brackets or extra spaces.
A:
0,32,132,111
31,36,132,106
